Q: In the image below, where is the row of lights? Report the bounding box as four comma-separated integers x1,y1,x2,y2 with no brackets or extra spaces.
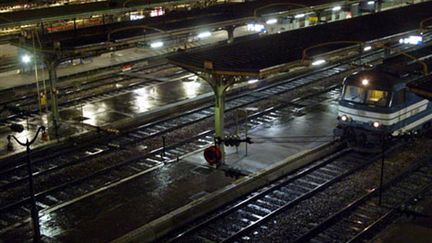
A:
259,3,352,29
310,44,373,66
263,1,376,24
149,31,213,48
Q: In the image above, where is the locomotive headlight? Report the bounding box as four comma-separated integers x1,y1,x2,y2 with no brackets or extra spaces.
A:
372,121,381,128
339,115,351,122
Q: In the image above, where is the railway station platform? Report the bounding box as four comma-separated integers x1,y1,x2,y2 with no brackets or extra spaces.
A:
185,97,338,174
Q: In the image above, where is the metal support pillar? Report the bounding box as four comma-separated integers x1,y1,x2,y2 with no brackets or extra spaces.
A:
47,61,60,130
227,26,235,44
214,83,226,161
199,70,235,165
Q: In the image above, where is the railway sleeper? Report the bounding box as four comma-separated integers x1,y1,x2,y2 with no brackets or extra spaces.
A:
295,179,320,190
247,203,272,216
264,194,287,206
255,199,279,211
278,187,302,199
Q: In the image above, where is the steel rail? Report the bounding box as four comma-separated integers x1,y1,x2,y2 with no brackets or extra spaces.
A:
293,159,432,243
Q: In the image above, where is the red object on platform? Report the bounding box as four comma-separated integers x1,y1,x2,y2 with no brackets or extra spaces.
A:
204,146,222,165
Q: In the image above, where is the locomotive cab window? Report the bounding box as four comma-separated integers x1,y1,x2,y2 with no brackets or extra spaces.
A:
365,89,389,106
342,85,367,103
342,85,389,106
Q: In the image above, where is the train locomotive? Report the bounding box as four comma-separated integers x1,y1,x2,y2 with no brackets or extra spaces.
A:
334,51,432,151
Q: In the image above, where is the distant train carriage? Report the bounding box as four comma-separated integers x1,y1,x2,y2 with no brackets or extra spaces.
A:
334,69,432,151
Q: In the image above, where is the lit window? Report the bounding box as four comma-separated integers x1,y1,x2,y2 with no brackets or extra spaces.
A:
366,89,388,106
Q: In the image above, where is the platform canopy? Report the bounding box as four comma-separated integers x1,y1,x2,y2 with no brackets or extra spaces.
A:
168,1,432,78
14,0,353,60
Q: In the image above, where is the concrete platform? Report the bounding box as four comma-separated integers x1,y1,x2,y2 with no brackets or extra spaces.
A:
185,98,338,174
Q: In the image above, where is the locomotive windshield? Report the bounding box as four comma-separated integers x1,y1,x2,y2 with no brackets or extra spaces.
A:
342,85,389,107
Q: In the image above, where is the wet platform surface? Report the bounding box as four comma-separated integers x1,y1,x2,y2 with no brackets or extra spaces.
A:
1,90,341,242
0,69,213,159
186,97,339,173
39,163,233,242
58,75,212,127
0,114,89,160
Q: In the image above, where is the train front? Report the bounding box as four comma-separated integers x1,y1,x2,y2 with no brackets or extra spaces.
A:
334,71,405,151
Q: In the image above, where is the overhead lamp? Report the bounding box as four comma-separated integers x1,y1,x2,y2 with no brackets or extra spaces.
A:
197,31,211,39
399,35,423,45
294,13,305,19
311,59,326,66
367,1,375,5
247,23,265,32
248,79,259,84
332,6,341,11
363,46,372,51
21,54,31,64
362,79,369,86
150,41,164,48
266,18,278,25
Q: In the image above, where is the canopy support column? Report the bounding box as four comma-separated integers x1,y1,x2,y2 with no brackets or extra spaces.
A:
199,70,235,165
46,60,60,134
226,26,235,44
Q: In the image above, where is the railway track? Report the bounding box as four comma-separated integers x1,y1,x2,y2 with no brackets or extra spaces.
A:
293,158,432,243
0,62,352,194
0,97,319,234
167,147,398,242
1,33,431,237
0,62,350,235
